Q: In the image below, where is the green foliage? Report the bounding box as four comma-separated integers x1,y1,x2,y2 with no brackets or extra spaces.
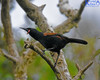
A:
0,56,14,80
66,58,78,76
71,37,96,64
27,56,56,80
0,27,14,79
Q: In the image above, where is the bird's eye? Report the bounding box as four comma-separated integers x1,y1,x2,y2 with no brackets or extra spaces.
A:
27,30,30,34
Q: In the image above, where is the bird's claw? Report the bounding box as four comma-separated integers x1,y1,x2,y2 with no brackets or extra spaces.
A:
42,50,45,55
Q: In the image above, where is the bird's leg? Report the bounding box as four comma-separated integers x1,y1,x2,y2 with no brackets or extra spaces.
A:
42,47,55,55
42,49,47,55
54,51,60,68
47,47,56,56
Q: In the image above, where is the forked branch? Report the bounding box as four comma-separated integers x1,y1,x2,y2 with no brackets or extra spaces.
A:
54,0,89,34
72,61,93,80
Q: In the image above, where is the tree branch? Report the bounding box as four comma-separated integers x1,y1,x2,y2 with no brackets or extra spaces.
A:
72,61,93,80
54,0,89,34
1,0,19,57
0,49,18,62
75,0,89,19
57,0,78,17
16,0,52,32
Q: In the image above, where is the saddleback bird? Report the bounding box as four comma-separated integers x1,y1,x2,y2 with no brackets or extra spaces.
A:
20,28,88,68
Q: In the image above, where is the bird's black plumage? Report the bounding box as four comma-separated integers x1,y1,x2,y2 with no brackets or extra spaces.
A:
20,28,88,67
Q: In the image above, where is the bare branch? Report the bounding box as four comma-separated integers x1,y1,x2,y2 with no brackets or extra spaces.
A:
0,49,18,62
75,0,89,19
54,0,88,34
1,0,19,57
75,63,81,71
72,61,93,80
58,0,78,17
54,19,75,34
39,4,46,11
16,0,52,32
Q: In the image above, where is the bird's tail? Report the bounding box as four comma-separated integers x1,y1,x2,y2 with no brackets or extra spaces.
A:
68,38,88,45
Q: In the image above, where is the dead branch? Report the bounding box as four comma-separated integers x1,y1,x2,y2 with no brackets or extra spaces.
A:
54,0,89,34
16,0,52,32
72,61,93,80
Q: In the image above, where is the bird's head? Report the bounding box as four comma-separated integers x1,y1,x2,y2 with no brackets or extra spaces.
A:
20,27,32,34
20,27,43,40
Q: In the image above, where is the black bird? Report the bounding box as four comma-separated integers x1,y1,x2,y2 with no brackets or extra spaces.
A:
20,28,88,67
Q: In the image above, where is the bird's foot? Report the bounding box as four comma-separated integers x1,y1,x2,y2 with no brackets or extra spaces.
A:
42,50,46,55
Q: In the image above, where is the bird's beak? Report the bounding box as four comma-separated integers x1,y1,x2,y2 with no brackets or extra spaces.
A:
20,27,28,31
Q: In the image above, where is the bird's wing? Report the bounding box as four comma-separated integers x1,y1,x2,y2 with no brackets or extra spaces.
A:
43,33,64,40
43,33,57,36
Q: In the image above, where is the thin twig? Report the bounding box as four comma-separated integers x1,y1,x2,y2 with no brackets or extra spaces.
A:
72,61,93,80
0,49,18,63
75,63,81,71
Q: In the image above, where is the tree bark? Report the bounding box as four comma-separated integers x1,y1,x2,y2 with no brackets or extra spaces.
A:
1,0,19,57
